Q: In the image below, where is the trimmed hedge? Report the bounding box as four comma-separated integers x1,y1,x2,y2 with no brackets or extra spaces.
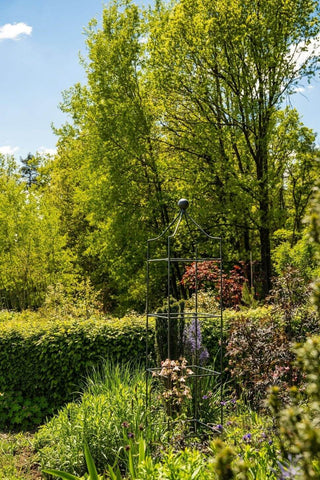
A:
0,312,154,430
0,306,271,430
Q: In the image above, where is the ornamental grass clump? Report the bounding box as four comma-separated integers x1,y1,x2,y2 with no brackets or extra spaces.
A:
35,362,161,477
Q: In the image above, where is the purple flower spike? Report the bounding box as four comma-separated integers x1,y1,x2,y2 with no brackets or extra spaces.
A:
184,318,209,364
199,348,209,363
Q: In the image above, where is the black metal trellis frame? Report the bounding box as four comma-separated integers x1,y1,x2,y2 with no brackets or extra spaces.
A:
145,199,224,432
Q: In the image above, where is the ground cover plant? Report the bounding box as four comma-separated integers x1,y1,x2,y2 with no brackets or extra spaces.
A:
34,362,280,479
0,433,40,480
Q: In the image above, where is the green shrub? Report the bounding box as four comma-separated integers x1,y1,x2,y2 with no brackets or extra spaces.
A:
269,335,320,479
35,363,163,477
0,311,154,430
272,233,317,282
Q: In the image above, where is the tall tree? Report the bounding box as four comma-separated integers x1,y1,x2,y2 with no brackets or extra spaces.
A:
147,0,320,294
51,1,176,312
269,108,319,245
20,153,40,187
47,0,320,310
0,155,75,310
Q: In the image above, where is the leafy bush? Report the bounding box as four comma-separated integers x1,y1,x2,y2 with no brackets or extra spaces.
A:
0,305,272,430
181,261,248,308
39,279,103,320
0,311,154,430
272,233,317,282
226,314,294,408
268,267,319,342
269,335,320,479
226,276,319,408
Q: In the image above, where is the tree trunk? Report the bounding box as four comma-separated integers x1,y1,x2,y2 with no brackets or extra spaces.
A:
259,225,272,296
256,124,272,296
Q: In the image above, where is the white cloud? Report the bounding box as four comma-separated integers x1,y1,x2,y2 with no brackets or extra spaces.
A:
0,145,19,155
0,22,32,41
37,146,57,156
293,86,306,93
290,34,320,71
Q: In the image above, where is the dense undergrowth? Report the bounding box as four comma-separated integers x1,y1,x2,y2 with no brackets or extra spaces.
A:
0,302,319,479
34,361,280,479
31,344,320,479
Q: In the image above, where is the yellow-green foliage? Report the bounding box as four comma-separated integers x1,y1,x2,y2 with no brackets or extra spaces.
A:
0,310,154,430
275,336,320,479
267,336,320,479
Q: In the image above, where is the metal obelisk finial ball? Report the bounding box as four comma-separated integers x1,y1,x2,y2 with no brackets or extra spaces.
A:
178,198,189,211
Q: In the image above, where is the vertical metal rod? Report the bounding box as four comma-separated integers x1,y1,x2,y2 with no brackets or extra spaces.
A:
220,238,224,426
250,251,253,289
167,236,171,360
146,241,150,417
194,245,198,431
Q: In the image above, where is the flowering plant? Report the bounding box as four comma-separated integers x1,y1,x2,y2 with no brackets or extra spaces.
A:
184,317,209,365
152,358,194,417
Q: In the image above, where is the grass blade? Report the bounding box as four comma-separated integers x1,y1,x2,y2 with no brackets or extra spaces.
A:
84,443,99,480
42,468,81,480
107,464,122,480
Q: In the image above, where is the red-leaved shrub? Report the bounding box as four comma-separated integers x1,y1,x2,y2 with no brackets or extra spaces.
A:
181,261,247,308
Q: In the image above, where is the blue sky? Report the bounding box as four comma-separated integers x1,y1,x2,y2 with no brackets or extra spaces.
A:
0,0,319,160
